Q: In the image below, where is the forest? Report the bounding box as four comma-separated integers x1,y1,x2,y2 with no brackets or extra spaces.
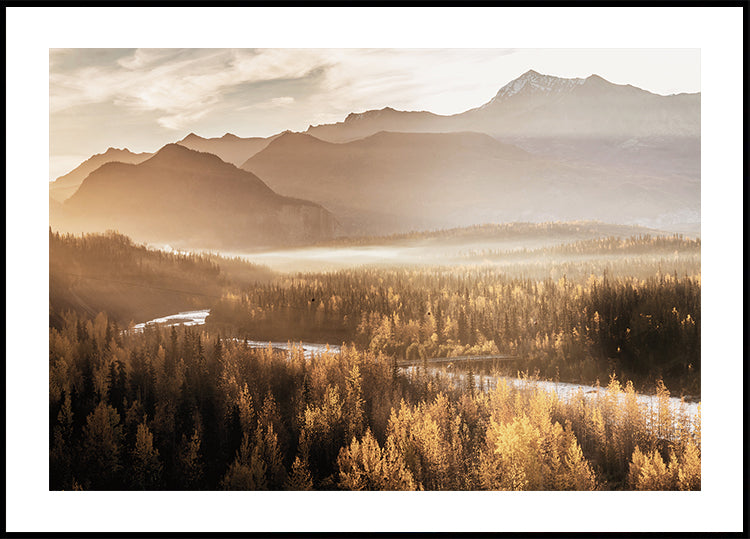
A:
49,311,700,491
50,229,701,490
209,237,701,396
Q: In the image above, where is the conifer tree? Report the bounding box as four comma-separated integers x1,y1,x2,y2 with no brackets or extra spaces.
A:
82,401,123,489
345,364,365,441
132,420,163,489
179,425,204,489
286,455,314,490
50,392,74,489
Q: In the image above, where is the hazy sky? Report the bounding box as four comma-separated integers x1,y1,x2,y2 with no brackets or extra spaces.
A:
50,48,700,180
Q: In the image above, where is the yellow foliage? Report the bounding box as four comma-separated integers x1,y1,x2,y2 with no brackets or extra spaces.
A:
480,413,595,491
337,430,418,490
628,446,673,490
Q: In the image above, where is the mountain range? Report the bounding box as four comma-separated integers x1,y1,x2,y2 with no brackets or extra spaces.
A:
49,70,701,246
175,131,280,167
305,70,699,141
303,70,700,205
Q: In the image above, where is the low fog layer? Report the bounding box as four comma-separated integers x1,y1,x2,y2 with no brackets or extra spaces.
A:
181,222,698,274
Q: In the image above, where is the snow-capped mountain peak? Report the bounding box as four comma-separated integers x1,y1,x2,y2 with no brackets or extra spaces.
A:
486,70,586,105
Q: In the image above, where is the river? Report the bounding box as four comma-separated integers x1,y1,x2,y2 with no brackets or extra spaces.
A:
132,309,699,420
132,308,340,359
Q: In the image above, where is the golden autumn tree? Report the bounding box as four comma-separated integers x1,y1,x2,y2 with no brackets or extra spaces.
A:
337,429,418,490
628,446,673,490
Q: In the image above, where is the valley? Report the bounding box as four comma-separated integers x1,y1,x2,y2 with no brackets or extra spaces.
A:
47,63,702,493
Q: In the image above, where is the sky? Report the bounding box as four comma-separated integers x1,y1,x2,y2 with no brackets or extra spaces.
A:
49,48,700,180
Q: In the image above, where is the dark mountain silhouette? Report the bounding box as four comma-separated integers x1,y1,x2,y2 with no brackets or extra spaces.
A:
242,131,697,235
53,144,338,249
49,147,152,202
176,132,281,166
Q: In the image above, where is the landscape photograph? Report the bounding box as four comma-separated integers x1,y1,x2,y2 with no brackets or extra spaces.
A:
47,46,703,494
4,5,745,535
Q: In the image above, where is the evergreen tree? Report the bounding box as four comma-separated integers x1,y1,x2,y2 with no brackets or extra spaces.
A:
81,402,123,489
132,420,163,489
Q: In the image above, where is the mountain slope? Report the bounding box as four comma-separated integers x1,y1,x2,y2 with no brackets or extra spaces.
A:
176,132,280,166
53,144,338,249
242,131,697,235
49,147,153,202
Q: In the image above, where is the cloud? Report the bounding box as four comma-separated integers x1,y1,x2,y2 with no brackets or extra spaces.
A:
266,96,295,107
50,49,520,130
156,108,214,131
298,48,520,117
238,96,295,111
116,48,184,70
51,48,329,130
51,48,700,140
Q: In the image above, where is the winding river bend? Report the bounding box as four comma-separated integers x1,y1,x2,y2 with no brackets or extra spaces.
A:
133,309,699,420
132,308,340,359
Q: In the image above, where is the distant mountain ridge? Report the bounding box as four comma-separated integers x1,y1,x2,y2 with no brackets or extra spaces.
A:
49,147,153,202
52,143,339,250
176,131,280,166
305,70,700,142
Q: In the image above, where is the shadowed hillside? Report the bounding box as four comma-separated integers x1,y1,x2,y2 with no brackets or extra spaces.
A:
52,144,339,250
49,229,274,326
